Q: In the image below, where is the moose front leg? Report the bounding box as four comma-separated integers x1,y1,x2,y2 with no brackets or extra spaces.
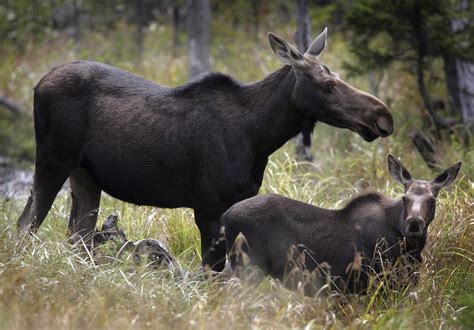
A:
194,209,227,272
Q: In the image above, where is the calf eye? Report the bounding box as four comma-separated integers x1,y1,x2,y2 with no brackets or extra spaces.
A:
324,80,335,91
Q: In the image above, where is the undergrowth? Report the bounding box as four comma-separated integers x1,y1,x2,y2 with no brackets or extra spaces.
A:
1,139,472,328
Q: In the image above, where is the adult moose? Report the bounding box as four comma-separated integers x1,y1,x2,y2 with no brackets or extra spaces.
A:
17,28,393,272
223,154,461,293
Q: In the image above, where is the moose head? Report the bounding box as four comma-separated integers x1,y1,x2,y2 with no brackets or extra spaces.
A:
387,154,462,237
268,28,393,141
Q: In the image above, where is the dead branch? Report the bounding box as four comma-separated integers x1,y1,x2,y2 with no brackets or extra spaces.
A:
0,94,24,116
409,130,441,171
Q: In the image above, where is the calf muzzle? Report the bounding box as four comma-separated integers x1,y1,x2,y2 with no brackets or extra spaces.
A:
406,218,425,237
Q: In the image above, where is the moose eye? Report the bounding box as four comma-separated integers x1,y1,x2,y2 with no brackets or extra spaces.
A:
324,80,335,91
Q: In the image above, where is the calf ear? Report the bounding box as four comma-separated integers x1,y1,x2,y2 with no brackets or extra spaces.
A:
268,33,304,66
387,154,413,189
431,162,462,195
305,27,328,56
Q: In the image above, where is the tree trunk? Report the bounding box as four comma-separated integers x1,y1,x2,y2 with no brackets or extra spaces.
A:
455,59,474,124
295,0,310,52
135,0,145,57
451,0,474,124
187,0,211,80
442,54,462,117
72,0,81,46
294,0,314,162
171,3,181,55
416,56,441,135
412,1,441,136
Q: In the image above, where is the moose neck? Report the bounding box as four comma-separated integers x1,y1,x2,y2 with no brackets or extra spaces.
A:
242,65,307,158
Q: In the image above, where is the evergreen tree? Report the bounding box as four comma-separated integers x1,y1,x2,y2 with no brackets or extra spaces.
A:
344,0,474,130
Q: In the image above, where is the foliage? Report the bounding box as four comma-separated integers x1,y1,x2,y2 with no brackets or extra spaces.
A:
0,0,52,51
344,0,474,74
343,0,474,130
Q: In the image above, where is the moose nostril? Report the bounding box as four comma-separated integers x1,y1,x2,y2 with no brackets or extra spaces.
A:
406,219,425,236
376,124,389,137
374,117,393,137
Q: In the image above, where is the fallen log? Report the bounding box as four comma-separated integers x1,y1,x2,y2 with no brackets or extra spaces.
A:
93,213,182,275
409,130,441,171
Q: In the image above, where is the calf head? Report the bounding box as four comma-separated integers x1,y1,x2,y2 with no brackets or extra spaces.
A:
268,28,393,141
387,154,462,237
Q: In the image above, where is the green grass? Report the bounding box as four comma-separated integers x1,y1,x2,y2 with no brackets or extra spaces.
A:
0,20,473,329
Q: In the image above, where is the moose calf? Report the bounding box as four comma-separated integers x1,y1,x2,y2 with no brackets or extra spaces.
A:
223,154,461,294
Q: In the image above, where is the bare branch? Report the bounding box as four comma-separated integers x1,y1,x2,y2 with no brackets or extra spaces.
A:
0,94,24,116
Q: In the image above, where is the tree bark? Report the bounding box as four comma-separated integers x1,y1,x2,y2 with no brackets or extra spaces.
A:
416,55,441,135
187,0,211,80
135,0,145,57
451,0,474,124
442,54,462,117
72,0,81,46
295,0,310,53
413,1,441,135
294,0,314,162
171,3,181,55
455,59,474,124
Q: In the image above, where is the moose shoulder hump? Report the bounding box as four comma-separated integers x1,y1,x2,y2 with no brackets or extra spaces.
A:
340,192,394,220
173,72,242,96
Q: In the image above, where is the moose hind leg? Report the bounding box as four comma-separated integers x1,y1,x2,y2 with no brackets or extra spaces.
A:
68,167,101,248
17,159,72,234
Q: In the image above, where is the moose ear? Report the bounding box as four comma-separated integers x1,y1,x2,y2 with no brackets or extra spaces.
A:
268,33,304,66
387,154,413,189
431,162,462,195
305,27,328,56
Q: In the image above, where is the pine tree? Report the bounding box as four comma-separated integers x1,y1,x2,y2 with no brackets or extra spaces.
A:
344,0,474,130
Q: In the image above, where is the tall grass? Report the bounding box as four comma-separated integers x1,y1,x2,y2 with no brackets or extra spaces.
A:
0,20,473,329
1,139,472,329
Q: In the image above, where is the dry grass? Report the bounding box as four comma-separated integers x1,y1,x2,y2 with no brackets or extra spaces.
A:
1,139,472,329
